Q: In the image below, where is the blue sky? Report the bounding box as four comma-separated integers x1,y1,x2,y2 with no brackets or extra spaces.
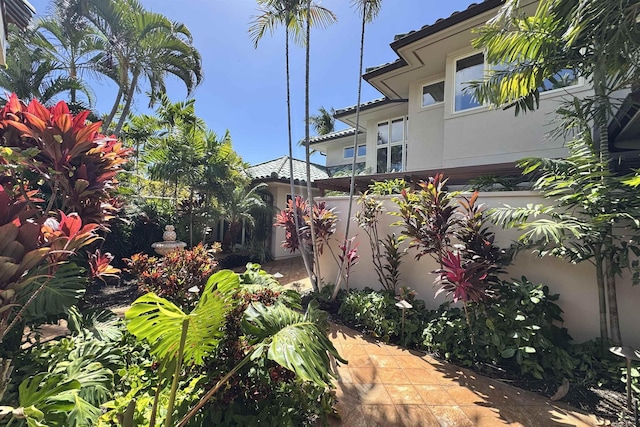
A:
28,0,474,165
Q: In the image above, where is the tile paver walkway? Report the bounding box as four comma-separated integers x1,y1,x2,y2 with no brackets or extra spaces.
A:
326,323,609,427
259,257,610,426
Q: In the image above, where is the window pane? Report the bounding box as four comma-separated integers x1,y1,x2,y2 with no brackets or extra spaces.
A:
377,122,388,145
357,144,366,157
455,53,484,111
390,145,403,172
391,119,404,143
422,81,445,107
344,146,354,158
540,69,578,92
377,147,388,173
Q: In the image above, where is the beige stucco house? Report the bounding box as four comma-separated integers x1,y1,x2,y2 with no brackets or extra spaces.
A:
309,0,639,193
310,0,640,347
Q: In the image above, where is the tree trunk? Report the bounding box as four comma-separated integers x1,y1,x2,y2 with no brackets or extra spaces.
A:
605,249,622,345
593,245,610,343
103,86,123,132
305,0,321,290
114,72,140,136
593,49,622,344
283,14,315,290
188,186,194,247
332,9,367,300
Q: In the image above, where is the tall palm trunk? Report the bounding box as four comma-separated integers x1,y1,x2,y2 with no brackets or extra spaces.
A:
284,11,315,291
332,4,368,300
304,0,320,290
593,244,609,343
103,86,124,132
114,71,140,135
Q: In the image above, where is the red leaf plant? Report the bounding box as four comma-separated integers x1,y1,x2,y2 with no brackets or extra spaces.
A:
0,94,130,342
434,251,489,304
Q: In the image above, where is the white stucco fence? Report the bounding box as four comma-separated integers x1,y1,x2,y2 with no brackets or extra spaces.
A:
316,192,640,348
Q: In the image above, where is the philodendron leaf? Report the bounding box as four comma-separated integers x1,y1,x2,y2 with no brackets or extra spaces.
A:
242,302,347,387
66,393,101,427
126,282,234,366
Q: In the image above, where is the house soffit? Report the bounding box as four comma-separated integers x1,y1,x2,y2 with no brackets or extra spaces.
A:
337,101,408,128
366,9,501,99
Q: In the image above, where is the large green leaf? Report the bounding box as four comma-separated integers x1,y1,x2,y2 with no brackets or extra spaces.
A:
66,307,122,342
242,302,347,387
18,263,87,323
126,280,234,366
54,359,113,406
65,393,101,427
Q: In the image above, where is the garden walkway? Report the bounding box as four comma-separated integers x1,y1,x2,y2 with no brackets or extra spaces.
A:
263,257,608,427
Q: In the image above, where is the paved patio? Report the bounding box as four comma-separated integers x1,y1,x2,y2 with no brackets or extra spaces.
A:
326,324,607,427
260,258,608,426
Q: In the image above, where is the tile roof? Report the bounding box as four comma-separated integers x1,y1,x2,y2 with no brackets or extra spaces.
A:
246,156,329,183
5,0,35,29
391,0,503,47
308,128,361,145
363,0,503,81
334,97,408,118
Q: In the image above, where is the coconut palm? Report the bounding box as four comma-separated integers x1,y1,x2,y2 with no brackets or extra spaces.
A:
250,0,336,291
220,183,268,251
471,0,640,345
332,0,382,300
32,0,103,107
309,106,335,135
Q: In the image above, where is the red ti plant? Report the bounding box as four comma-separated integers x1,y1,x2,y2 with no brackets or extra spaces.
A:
434,250,490,341
0,94,130,343
434,251,489,304
338,237,359,290
394,173,459,266
274,196,338,291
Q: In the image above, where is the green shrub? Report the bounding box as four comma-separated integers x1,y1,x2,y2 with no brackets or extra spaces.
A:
423,277,576,382
338,288,427,347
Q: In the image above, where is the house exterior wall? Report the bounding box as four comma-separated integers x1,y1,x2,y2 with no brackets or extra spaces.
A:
324,0,600,177
316,194,640,348
323,134,367,169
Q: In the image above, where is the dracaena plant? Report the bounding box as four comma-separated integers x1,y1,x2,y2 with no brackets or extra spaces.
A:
394,173,459,267
274,196,340,290
0,94,130,345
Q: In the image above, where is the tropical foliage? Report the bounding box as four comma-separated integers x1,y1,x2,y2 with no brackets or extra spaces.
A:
471,0,640,345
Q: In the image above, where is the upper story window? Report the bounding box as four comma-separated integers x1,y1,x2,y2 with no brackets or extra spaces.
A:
540,69,578,92
377,117,407,173
454,52,484,112
422,81,445,108
344,144,366,159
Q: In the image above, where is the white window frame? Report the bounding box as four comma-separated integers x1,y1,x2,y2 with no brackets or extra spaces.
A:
343,144,367,159
452,51,485,114
450,50,584,116
376,116,407,174
421,80,445,109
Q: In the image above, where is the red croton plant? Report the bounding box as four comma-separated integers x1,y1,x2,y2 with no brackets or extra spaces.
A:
0,94,131,342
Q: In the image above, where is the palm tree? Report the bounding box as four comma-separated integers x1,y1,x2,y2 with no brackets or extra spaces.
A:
0,26,92,105
250,0,336,292
309,106,335,135
332,0,382,300
32,0,103,107
471,0,640,345
81,0,203,134
220,183,268,251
